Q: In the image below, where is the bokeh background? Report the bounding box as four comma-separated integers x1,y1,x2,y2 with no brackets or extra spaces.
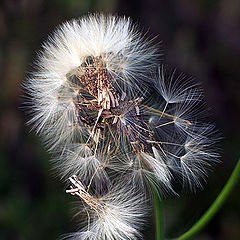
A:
0,0,240,239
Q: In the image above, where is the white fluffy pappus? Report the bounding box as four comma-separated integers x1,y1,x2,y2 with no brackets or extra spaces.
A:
53,142,113,193
62,175,148,240
113,66,220,192
24,13,159,150
142,67,220,190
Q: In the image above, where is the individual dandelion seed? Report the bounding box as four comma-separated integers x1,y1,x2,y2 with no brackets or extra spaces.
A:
62,175,147,240
24,13,159,151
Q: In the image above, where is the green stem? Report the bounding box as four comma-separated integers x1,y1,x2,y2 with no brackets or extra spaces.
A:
175,159,240,240
153,188,165,240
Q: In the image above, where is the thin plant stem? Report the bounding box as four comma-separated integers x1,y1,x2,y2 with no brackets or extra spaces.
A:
174,159,240,240
153,188,165,240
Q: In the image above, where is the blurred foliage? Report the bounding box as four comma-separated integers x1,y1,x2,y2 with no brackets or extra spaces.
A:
0,0,239,239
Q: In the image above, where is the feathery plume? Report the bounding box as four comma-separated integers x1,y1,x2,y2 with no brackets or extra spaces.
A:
62,175,147,240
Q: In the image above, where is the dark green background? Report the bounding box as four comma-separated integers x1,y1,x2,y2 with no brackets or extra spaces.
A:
0,0,239,239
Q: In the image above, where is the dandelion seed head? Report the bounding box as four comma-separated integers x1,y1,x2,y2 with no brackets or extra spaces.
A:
24,13,221,240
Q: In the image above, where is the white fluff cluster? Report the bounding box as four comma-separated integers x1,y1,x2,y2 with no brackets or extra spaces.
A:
25,13,219,239
26,14,157,147
63,176,146,240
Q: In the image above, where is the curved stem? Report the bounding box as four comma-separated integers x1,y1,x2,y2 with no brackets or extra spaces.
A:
153,188,165,240
175,159,240,240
